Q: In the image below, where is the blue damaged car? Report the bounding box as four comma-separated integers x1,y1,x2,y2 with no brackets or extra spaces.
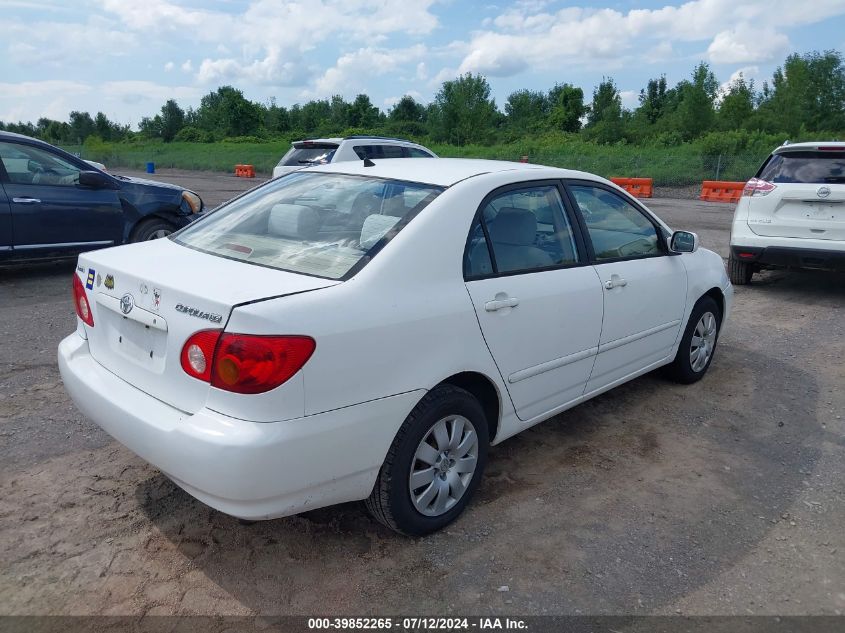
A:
0,131,204,262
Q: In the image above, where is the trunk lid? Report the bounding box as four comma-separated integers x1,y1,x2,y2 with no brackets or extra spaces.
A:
748,183,845,240
77,238,338,413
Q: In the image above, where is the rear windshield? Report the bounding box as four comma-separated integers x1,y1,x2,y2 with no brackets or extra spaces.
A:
172,172,443,280
277,143,338,167
758,151,845,183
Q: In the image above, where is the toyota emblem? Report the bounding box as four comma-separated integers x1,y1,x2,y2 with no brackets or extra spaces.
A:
120,293,135,315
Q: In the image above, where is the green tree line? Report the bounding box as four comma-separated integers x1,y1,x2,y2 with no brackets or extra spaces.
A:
2,50,844,153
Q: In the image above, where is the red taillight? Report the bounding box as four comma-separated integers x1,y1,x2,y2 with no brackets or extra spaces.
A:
72,274,94,326
180,332,315,394
180,330,222,382
742,177,776,197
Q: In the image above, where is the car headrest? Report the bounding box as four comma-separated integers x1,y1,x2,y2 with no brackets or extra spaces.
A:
268,203,320,240
360,214,400,250
487,207,536,246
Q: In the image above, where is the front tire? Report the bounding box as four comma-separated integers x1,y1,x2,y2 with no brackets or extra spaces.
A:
664,296,722,384
131,218,177,242
728,254,754,285
365,385,489,536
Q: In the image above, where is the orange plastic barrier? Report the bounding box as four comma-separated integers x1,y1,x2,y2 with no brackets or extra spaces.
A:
610,177,653,198
700,180,744,203
234,164,255,178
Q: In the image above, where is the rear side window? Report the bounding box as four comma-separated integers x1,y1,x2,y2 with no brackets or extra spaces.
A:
408,148,434,158
758,151,845,184
277,143,338,167
464,185,579,278
353,145,407,159
173,172,443,280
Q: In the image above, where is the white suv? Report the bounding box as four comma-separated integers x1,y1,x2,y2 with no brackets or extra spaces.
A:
272,135,437,179
729,141,845,284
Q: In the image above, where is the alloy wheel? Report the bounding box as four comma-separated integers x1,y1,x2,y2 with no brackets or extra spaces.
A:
409,415,479,517
690,311,718,372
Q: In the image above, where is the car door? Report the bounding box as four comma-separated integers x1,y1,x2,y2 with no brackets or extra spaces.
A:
564,181,687,393
0,179,11,254
464,182,604,422
0,140,123,253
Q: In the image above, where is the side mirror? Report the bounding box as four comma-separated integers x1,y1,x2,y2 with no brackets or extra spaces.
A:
78,170,117,189
670,230,699,253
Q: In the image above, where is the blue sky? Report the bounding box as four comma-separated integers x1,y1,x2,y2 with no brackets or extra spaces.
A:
2,0,845,127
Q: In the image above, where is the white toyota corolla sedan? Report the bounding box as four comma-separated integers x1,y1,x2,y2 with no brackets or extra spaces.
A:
59,159,732,535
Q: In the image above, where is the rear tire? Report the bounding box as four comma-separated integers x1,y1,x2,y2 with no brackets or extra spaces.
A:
131,218,177,242
728,254,754,285
365,385,489,536
664,296,722,384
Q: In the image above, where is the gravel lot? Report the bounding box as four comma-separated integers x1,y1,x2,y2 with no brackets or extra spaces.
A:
1,169,844,618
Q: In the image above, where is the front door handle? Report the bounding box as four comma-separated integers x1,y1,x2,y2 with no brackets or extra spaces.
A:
604,275,627,290
485,297,519,312
12,197,41,204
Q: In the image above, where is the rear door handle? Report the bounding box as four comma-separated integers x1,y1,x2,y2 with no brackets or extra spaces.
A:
604,275,627,290
485,297,519,311
12,197,41,204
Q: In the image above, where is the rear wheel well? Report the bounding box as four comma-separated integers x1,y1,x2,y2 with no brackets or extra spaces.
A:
438,372,500,443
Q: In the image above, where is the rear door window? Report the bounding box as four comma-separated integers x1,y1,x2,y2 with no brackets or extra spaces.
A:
277,143,338,167
464,184,580,278
408,148,434,158
758,151,845,184
353,145,408,159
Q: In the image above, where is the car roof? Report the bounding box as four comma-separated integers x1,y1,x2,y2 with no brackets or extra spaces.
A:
295,136,421,146
304,157,591,187
0,130,41,143
774,141,845,153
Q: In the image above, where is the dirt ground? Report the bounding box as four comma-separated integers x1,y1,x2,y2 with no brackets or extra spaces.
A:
1,169,844,618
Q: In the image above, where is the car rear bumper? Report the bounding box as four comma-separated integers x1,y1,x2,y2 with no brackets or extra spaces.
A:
730,244,845,271
58,333,423,520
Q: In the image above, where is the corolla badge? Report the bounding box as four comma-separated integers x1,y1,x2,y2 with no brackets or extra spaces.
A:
120,293,135,315
175,303,223,323
817,185,831,198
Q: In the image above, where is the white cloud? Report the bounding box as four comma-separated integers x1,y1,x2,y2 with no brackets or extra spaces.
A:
707,27,789,64
619,90,639,109
452,0,845,77
100,0,440,87
0,80,90,122
716,65,761,100
383,90,424,109
181,60,193,73
164,61,174,72
6,15,137,67
306,45,428,98
644,41,675,64
197,48,312,87
0,80,199,125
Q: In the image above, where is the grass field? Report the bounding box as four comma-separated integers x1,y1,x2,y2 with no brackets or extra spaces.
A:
67,138,769,186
